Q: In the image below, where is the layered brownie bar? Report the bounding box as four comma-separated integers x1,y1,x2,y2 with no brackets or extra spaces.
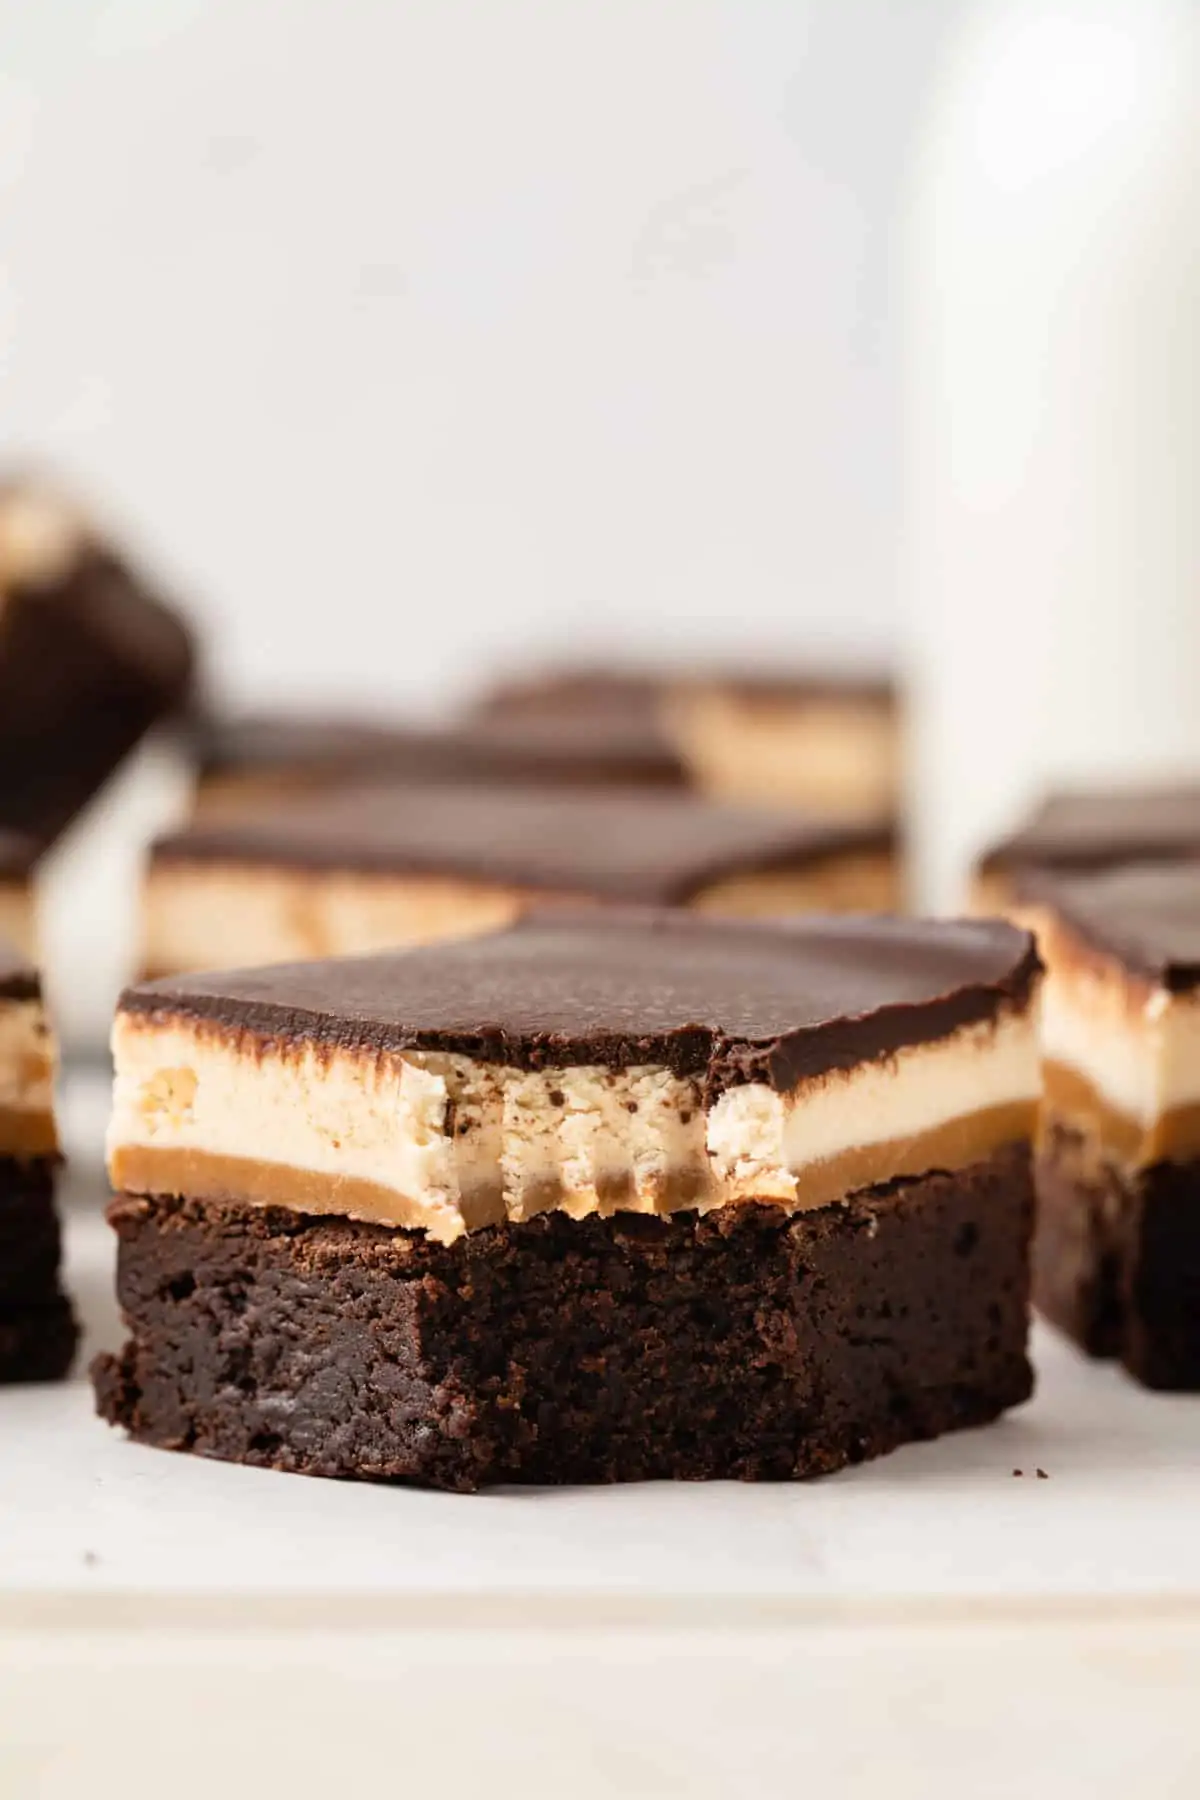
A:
140,781,900,977
1034,862,1200,1387
476,666,899,821
190,708,686,817
95,910,1039,1488
0,941,76,1381
0,478,194,852
975,784,1200,915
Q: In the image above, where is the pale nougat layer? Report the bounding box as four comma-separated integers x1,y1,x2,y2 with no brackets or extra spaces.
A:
0,995,58,1159
139,856,900,978
1039,914,1200,1167
109,1004,1037,1244
665,689,898,819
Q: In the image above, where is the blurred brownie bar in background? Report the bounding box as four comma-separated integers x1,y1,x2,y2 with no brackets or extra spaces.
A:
139,779,900,976
189,706,686,817
1034,861,1200,1387
0,833,37,959
474,664,900,821
96,909,1038,1488
975,785,1200,915
0,478,195,856
0,941,76,1382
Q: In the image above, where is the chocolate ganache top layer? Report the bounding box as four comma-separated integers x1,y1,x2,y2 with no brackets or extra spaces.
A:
1036,862,1200,992
122,908,1039,1091
151,780,895,899
981,785,1200,882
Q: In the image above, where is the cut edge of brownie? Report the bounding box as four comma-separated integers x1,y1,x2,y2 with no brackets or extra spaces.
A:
1035,1126,1200,1388
93,1147,1034,1490
0,1156,78,1384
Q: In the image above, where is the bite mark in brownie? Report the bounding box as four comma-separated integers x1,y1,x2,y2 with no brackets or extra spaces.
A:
112,911,1040,1241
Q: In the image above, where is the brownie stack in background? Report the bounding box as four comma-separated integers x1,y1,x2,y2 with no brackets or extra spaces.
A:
0,478,195,858
0,834,37,958
0,476,198,1045
138,780,899,978
969,785,1200,1391
145,661,905,982
0,939,75,1382
974,784,1200,917
188,707,690,818
471,663,900,821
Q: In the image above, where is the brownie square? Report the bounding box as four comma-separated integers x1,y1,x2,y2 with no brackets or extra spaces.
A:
95,910,1040,1486
95,1147,1033,1491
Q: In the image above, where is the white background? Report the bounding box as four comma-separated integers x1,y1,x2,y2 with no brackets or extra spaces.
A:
0,0,955,710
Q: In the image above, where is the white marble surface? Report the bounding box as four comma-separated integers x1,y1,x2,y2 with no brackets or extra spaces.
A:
6,1070,1200,1794
6,1070,1199,1616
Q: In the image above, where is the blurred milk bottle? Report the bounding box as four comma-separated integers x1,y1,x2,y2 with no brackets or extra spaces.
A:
906,0,1200,910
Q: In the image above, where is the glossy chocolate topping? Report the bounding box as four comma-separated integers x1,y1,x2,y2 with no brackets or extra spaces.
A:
122,908,1039,1090
981,785,1200,882
1037,862,1200,991
151,780,894,897
0,938,39,1002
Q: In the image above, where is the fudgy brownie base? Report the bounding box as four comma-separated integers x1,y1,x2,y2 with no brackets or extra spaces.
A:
94,1146,1033,1490
1035,1127,1200,1388
0,1157,78,1383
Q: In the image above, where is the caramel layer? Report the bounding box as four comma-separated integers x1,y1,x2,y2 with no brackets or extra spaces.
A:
777,1098,1034,1213
0,1107,59,1160
112,1098,1033,1238
1042,1059,1200,1168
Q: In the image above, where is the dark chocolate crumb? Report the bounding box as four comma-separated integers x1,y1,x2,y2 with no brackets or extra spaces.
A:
1012,1468,1023,1477
1036,1468,1048,1479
